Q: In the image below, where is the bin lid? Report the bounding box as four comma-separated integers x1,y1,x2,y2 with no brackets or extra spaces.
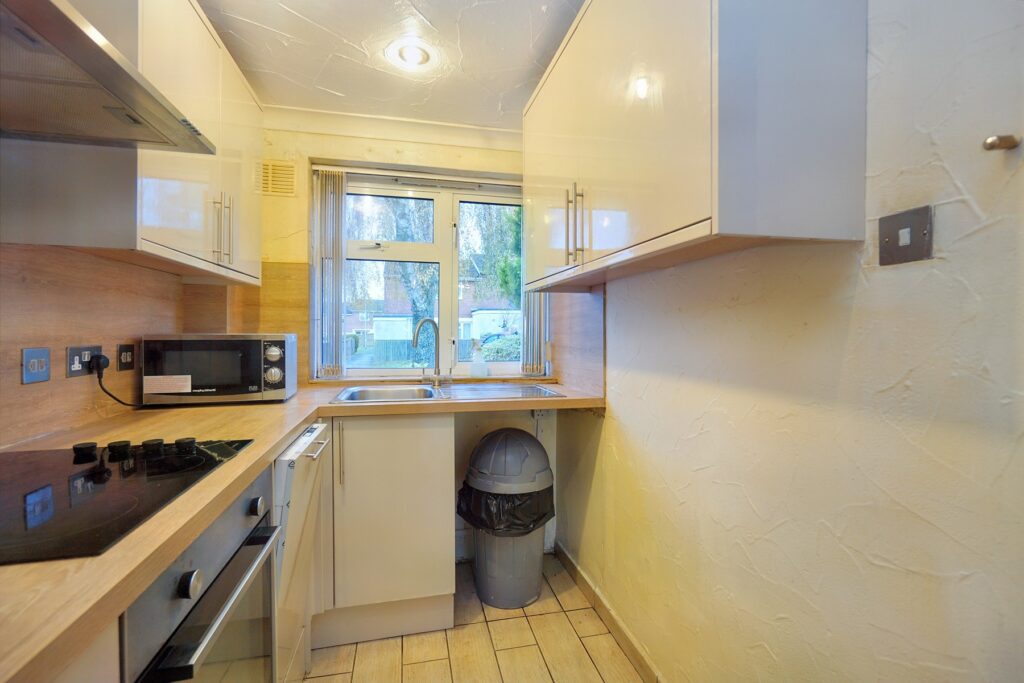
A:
466,428,553,494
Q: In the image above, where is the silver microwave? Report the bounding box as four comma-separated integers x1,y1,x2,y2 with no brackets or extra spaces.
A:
142,334,297,405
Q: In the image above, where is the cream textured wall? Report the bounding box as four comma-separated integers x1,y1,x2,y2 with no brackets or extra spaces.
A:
556,1,1023,680
261,116,522,263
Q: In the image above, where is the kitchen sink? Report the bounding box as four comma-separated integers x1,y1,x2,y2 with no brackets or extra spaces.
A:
332,383,562,403
333,385,440,402
440,383,563,400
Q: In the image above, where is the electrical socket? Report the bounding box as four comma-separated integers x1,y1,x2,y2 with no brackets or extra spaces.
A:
22,348,51,384
67,345,102,377
117,343,135,371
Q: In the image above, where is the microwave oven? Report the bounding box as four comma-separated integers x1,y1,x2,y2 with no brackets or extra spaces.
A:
142,334,297,405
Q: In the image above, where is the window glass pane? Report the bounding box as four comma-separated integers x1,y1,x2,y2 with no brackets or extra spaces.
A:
457,201,522,363
344,193,433,243
343,259,440,369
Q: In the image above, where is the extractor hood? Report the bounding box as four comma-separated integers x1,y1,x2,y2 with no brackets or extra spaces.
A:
0,0,215,154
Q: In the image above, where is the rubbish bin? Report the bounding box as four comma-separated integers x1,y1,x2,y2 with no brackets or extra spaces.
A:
457,428,554,609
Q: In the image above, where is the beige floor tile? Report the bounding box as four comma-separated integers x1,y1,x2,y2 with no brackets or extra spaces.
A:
528,612,602,683
581,634,643,683
566,608,608,638
523,578,562,616
352,637,401,683
308,644,356,677
303,675,352,683
403,659,452,683
482,601,526,621
542,556,591,611
487,616,536,650
446,622,502,683
454,563,485,626
403,630,448,664
495,646,554,683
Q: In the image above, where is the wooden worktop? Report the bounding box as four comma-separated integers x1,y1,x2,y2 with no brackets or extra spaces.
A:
0,384,603,683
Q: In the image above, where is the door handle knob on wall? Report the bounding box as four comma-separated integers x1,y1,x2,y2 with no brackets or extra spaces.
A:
982,134,1020,150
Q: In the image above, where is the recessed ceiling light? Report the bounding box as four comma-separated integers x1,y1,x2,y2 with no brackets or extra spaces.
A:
633,76,650,100
385,36,437,71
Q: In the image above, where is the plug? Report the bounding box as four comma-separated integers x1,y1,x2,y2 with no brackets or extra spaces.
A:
89,354,110,378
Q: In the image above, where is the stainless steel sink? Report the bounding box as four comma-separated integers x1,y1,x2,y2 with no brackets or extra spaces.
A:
440,383,563,400
331,382,562,403
333,385,440,402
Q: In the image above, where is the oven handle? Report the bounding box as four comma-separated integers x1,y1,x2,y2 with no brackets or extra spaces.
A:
153,525,280,680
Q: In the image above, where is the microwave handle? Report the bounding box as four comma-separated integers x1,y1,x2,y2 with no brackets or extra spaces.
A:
151,525,280,680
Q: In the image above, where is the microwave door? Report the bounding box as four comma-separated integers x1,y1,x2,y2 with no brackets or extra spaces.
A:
145,339,263,399
141,525,280,682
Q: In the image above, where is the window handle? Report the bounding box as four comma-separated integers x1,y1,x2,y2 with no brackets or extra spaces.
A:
359,242,385,250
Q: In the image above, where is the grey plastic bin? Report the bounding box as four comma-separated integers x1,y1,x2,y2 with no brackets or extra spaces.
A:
457,428,554,609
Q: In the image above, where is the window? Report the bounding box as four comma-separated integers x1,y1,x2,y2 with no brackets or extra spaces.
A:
311,169,535,378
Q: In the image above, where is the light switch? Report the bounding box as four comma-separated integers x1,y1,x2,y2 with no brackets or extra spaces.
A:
879,205,932,266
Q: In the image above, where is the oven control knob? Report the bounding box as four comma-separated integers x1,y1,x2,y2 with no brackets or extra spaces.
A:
72,442,98,464
107,440,132,462
177,570,203,600
264,367,283,384
264,345,283,362
248,496,266,518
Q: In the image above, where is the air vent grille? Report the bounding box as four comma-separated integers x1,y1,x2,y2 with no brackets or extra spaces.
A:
260,160,296,196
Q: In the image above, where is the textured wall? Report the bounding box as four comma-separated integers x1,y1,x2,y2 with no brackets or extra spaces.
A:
556,1,1023,680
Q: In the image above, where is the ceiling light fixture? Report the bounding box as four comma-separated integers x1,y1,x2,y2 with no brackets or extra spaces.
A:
633,76,650,100
385,36,437,71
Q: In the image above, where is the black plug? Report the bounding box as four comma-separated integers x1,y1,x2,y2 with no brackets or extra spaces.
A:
90,354,110,378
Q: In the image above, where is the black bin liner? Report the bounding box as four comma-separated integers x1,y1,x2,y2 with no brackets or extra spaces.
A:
457,483,554,537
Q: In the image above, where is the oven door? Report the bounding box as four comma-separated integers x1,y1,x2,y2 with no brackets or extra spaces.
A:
143,338,263,403
140,525,280,682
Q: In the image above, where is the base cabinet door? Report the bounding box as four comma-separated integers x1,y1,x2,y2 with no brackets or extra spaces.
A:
333,415,455,608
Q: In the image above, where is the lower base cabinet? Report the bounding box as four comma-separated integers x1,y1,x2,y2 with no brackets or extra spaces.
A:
312,414,456,647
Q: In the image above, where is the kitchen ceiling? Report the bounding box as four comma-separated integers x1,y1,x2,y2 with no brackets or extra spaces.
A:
197,0,584,130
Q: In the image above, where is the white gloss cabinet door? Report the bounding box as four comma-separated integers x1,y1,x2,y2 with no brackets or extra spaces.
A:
522,18,588,285
333,415,455,609
137,0,221,263
575,0,712,263
219,54,262,280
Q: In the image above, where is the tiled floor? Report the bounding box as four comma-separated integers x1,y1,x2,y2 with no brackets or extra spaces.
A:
304,556,642,683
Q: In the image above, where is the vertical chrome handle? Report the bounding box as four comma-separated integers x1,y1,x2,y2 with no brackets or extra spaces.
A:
212,194,223,261
223,195,233,264
573,182,584,262
564,189,571,265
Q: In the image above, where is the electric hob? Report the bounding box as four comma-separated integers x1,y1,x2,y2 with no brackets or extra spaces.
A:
0,438,253,565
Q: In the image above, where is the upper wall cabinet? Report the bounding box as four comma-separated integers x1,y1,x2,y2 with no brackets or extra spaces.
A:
0,0,262,284
523,0,867,291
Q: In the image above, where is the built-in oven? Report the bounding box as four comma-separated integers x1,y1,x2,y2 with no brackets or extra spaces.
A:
142,334,297,405
123,470,280,682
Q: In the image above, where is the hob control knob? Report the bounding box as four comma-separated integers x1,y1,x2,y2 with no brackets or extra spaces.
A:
264,345,283,362
142,439,164,457
177,570,203,600
175,437,197,454
264,367,283,384
107,440,132,462
72,442,98,464
248,496,266,518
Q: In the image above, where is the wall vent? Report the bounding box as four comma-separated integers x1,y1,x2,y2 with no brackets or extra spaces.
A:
260,160,296,196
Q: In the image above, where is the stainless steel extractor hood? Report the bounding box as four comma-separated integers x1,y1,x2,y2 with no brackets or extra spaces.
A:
0,0,215,154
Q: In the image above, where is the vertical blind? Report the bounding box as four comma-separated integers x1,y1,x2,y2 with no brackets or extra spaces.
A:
309,168,345,379
309,165,546,379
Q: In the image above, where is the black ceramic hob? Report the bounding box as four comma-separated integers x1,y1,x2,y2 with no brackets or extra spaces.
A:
0,438,252,565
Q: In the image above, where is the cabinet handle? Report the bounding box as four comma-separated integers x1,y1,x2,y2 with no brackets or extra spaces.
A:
212,194,223,261
575,183,585,262
983,134,1020,150
305,439,329,460
224,195,233,264
564,189,571,265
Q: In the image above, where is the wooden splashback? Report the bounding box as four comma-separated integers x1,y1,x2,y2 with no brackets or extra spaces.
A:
0,245,183,447
548,286,606,396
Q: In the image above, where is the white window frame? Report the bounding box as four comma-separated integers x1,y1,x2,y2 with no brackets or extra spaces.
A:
337,176,524,378
451,192,524,376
